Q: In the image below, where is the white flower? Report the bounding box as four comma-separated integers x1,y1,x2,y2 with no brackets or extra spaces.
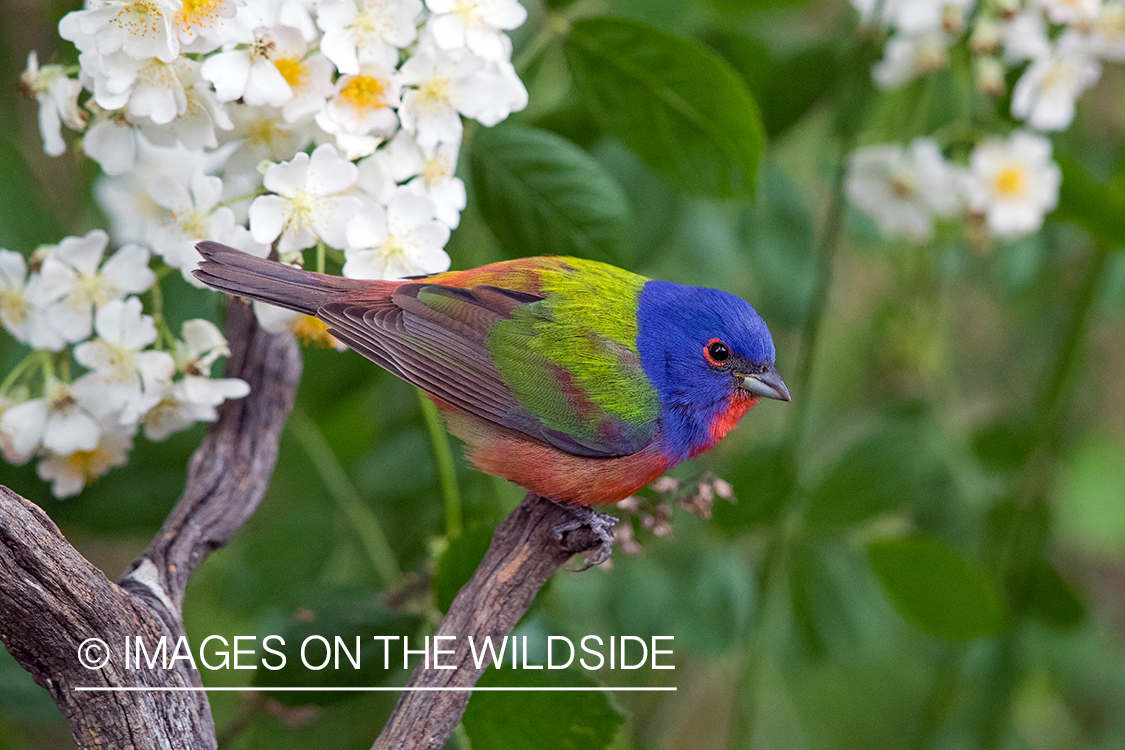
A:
344,187,451,279
846,138,962,242
397,139,466,228
138,61,235,149
0,376,102,460
201,25,303,106
0,397,35,465
249,143,365,252
1,251,39,346
34,230,156,344
1036,0,1101,26
425,0,527,60
463,52,527,126
276,51,336,124
21,52,87,157
1092,1,1125,61
0,253,71,350
143,319,249,440
73,298,175,425
59,0,181,63
316,61,402,139
962,130,1061,239
398,43,489,149
83,52,190,125
149,171,268,285
220,103,315,174
872,31,951,88
172,0,243,45
95,139,219,246
892,0,975,34
317,0,424,74
1011,34,1101,131
1003,12,1051,64
83,104,141,176
36,416,135,498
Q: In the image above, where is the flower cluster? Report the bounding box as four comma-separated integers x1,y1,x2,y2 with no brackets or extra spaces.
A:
0,231,249,497
23,0,528,319
846,0,1123,243
8,0,530,497
846,130,1060,241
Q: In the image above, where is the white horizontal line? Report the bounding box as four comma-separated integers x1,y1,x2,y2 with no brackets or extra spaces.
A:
74,686,676,693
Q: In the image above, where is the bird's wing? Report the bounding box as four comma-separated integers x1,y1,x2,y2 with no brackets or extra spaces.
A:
317,282,659,458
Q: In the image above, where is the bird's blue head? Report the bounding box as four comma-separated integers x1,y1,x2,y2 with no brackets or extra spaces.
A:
636,280,789,460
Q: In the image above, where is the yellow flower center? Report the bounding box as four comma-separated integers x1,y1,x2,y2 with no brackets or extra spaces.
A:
176,210,210,239
339,75,388,110
889,173,916,199
355,2,390,35
175,0,222,30
117,1,165,38
249,118,282,145
417,77,452,113
293,315,339,348
423,152,453,187
454,0,482,27
994,166,1026,198
64,446,108,484
284,189,326,235
0,290,26,325
274,56,307,89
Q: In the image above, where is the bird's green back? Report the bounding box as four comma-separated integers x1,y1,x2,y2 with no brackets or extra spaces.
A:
484,258,661,452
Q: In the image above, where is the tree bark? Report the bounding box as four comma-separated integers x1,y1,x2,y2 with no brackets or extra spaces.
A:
371,493,609,750
0,299,301,750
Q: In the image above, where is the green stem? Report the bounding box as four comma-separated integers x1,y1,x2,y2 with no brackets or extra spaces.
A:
316,240,326,275
217,188,267,209
417,390,463,538
1033,241,1109,443
289,406,403,587
0,351,42,396
789,39,879,448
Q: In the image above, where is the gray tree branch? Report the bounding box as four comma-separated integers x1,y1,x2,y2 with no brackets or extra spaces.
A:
0,299,301,750
372,493,609,750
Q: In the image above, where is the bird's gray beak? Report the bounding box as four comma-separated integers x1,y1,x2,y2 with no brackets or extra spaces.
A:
740,365,791,402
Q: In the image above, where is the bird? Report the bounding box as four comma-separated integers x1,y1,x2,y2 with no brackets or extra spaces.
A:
193,242,790,509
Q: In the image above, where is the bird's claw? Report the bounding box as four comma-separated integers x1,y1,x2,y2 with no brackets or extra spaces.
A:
551,505,617,571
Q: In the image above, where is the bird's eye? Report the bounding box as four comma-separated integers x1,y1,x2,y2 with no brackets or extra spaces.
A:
704,338,731,366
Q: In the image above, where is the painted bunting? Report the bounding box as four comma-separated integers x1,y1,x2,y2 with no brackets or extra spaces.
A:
194,242,789,507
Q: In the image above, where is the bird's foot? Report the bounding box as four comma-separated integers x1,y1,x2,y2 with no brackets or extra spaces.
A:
550,504,618,571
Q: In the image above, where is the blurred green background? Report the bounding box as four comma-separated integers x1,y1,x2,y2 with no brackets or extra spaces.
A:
2,0,1125,749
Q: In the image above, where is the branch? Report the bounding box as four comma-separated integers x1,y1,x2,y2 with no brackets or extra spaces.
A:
0,299,301,750
372,493,610,750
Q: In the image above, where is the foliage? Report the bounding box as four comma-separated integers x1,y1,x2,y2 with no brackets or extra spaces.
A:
2,0,1125,749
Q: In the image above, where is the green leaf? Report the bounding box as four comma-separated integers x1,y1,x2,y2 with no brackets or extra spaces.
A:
711,441,795,533
0,138,64,249
706,34,836,139
804,425,940,533
788,541,854,658
565,17,765,199
971,417,1037,473
868,537,1005,641
434,523,494,614
462,667,625,750
1023,559,1085,629
470,124,633,264
1055,154,1125,250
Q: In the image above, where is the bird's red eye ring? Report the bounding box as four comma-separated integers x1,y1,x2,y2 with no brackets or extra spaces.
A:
704,338,731,366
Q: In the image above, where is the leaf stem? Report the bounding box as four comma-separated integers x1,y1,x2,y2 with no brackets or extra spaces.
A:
0,351,42,396
417,390,463,538
289,406,403,588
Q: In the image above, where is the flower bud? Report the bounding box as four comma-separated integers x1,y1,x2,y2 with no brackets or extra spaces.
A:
975,56,1006,97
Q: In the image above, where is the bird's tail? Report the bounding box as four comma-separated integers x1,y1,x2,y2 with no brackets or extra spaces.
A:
193,241,375,316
